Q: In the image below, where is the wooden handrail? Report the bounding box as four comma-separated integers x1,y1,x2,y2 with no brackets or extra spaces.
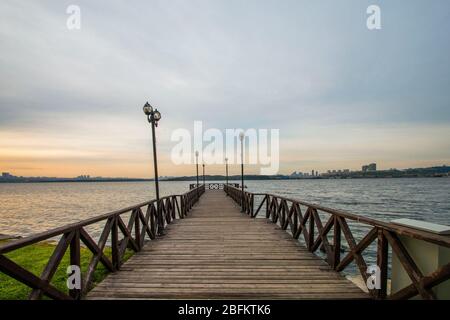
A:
0,185,206,299
224,184,450,300
189,183,239,190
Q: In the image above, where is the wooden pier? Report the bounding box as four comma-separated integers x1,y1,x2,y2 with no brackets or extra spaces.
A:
1,183,449,300
88,190,367,299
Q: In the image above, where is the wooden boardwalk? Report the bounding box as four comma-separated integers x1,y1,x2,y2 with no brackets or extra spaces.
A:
88,190,368,299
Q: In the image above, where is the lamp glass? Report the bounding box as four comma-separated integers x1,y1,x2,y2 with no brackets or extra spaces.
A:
153,110,161,121
143,103,153,115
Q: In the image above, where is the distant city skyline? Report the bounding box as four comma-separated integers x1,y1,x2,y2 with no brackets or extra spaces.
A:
1,1,450,178
2,163,449,181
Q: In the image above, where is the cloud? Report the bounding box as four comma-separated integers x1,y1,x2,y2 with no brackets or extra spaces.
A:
0,0,450,176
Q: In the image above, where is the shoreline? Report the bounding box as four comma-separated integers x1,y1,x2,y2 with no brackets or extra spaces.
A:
0,175,449,184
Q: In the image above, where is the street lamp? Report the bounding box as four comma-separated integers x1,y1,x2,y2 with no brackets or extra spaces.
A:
143,101,164,235
195,151,198,199
239,131,245,211
225,157,229,186
202,163,205,185
195,151,199,188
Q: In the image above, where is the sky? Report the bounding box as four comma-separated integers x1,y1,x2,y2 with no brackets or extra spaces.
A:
1,0,450,178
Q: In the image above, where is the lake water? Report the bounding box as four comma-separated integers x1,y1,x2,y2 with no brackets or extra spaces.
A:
245,178,450,270
0,178,449,237
246,178,450,225
1,178,449,271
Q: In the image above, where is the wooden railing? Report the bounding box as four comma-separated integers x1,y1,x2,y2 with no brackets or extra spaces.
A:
189,183,239,190
0,185,205,300
224,184,450,300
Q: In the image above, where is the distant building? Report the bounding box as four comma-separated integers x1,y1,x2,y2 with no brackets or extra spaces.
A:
343,169,350,173
76,175,91,180
289,171,305,178
1,172,14,178
362,163,377,172
290,171,299,178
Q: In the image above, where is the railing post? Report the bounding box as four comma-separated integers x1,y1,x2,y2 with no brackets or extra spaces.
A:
111,216,120,270
69,230,81,299
308,211,314,251
246,193,249,214
281,201,286,229
157,199,165,235
135,209,141,251
180,195,184,217
333,215,341,269
172,196,176,220
376,228,389,299
292,203,298,235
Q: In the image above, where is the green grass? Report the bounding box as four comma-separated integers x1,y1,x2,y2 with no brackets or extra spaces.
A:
0,240,133,300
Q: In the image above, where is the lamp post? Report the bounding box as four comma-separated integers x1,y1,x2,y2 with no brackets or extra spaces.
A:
239,132,245,211
225,157,229,186
202,163,205,185
143,101,163,235
195,151,199,187
195,151,199,199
